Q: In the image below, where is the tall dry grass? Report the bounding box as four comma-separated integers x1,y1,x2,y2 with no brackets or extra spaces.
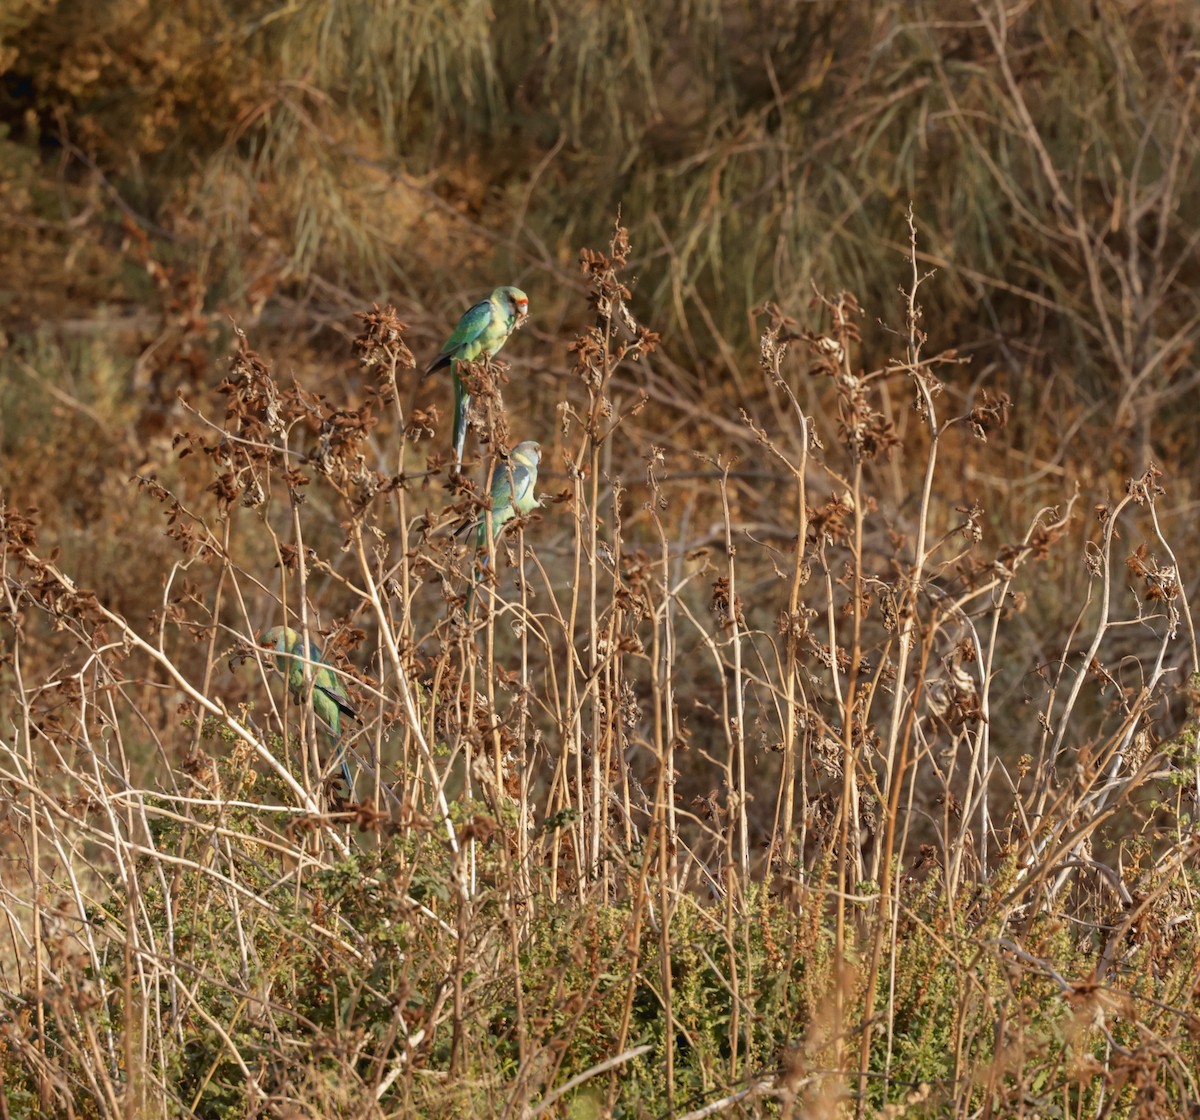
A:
2,218,1198,1118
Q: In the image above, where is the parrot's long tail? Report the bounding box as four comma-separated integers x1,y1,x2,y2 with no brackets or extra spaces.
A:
452,373,471,476
334,750,406,810
330,741,355,800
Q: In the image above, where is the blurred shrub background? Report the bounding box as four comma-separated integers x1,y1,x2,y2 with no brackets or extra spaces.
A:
3,0,1196,449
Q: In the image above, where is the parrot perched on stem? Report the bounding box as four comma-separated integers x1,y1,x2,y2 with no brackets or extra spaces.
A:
462,440,542,610
259,626,356,794
424,286,529,474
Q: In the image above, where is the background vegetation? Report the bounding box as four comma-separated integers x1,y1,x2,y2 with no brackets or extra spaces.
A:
2,0,1200,1116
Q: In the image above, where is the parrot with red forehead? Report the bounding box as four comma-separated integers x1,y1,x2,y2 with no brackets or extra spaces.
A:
424,286,529,474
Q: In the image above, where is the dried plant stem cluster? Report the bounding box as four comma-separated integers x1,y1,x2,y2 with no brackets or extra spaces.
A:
2,220,1199,1118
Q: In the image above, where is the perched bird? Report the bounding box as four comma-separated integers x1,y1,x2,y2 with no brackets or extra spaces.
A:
458,439,544,612
470,441,543,548
259,626,356,794
424,286,529,474
462,441,542,608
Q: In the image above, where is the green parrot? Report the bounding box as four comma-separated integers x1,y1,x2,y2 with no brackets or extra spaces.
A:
462,440,542,608
259,626,356,794
424,286,529,474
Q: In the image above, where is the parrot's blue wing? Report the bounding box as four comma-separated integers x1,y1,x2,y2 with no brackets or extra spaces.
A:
425,299,493,376
492,462,534,509
314,678,357,722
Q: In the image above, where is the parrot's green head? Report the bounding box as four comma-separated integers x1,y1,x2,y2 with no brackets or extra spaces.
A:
496,286,529,327
258,626,297,653
510,440,541,470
